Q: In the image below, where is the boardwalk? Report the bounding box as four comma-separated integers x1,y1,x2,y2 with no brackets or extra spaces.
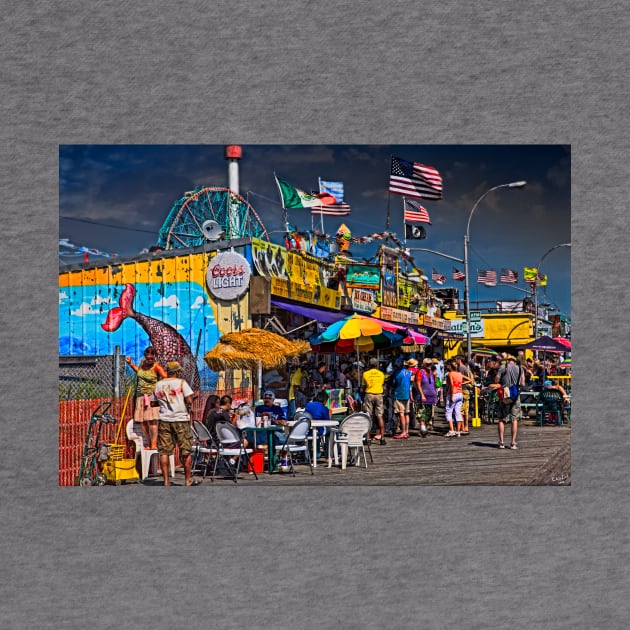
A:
139,415,571,487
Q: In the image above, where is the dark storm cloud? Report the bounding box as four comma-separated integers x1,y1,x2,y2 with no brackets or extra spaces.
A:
59,144,571,313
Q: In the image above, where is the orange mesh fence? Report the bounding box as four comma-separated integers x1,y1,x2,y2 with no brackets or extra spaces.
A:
58,387,254,486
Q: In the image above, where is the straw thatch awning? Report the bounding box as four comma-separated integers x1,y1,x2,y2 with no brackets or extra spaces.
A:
204,328,311,371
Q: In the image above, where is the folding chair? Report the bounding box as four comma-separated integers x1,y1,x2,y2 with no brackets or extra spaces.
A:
212,421,257,482
190,421,218,480
275,417,313,476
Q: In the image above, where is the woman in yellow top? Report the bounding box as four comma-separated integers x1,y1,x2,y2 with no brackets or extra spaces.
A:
125,346,167,449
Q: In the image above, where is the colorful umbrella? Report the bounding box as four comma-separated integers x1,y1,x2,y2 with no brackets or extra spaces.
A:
471,347,499,357
309,313,409,381
519,335,571,353
403,329,431,345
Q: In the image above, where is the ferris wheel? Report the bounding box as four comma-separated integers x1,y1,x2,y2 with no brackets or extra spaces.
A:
157,187,269,250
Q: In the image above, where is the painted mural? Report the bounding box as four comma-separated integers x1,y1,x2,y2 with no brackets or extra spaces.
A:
58,252,249,390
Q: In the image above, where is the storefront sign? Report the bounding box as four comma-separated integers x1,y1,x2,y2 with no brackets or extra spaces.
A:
270,276,340,309
351,288,376,313
206,251,251,301
286,250,325,289
397,277,419,309
379,305,419,325
448,318,485,337
380,247,398,308
251,238,287,279
420,314,450,331
345,264,380,289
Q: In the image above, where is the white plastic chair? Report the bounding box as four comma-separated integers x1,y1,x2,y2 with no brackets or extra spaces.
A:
126,420,175,480
275,417,313,476
331,412,371,470
212,421,257,482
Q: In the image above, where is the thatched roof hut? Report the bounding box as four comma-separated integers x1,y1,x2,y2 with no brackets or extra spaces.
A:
204,328,310,371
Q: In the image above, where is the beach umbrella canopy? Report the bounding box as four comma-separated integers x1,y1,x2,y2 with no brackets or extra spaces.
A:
519,335,571,353
309,313,408,352
403,329,431,345
471,347,499,357
204,328,311,371
309,314,410,383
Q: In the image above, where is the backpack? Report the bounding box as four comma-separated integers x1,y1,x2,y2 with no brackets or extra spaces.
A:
499,366,521,404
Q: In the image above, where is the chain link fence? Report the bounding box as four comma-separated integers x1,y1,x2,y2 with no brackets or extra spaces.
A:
59,348,135,401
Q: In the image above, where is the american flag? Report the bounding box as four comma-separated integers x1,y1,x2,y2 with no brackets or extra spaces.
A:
432,268,446,285
403,198,432,224
310,201,351,216
389,157,443,200
452,267,465,281
477,269,497,286
500,268,518,283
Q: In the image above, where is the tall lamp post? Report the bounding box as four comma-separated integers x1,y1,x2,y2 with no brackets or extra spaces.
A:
533,242,571,339
464,181,527,360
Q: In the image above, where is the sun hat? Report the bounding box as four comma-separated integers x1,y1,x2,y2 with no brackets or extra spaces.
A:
166,361,183,374
406,358,418,367
422,358,433,366
263,390,275,398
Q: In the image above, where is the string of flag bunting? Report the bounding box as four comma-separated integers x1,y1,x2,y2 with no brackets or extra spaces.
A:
59,238,117,262
425,267,548,287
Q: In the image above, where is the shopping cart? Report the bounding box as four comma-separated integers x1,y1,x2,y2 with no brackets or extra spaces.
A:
75,401,116,486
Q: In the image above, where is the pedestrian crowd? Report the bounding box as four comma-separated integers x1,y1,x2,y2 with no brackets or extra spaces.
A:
124,344,570,485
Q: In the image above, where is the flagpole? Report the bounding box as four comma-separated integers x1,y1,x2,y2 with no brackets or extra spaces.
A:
402,197,406,245
385,156,392,240
274,172,289,232
318,177,325,232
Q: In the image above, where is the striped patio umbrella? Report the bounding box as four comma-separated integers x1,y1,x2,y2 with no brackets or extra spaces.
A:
309,313,408,382
471,347,498,357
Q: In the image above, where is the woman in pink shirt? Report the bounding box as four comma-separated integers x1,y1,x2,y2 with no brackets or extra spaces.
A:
444,360,471,437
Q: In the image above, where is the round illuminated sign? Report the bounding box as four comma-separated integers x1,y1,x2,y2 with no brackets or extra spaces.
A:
206,251,251,301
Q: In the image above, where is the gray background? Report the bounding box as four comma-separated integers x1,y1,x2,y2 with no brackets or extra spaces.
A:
1,1,626,628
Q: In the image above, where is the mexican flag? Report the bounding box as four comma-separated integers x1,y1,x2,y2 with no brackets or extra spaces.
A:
275,176,323,209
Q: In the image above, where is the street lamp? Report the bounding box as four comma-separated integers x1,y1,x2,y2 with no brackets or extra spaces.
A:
464,181,527,360
533,242,571,339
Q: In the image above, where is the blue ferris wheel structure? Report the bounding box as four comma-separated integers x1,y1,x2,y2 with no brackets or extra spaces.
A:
157,186,269,250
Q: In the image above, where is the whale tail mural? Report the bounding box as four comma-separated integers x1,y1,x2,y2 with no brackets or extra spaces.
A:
102,283,201,389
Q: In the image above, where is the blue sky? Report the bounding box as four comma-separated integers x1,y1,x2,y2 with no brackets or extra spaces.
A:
59,144,571,314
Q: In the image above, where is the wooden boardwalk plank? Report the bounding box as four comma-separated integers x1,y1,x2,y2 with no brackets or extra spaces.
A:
139,417,571,487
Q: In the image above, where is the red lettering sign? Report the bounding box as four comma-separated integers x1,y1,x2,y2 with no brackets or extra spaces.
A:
211,264,245,278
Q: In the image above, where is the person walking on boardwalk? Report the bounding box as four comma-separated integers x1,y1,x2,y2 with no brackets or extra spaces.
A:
153,361,198,486
125,346,167,450
391,358,413,439
362,358,387,445
444,360,472,437
414,358,438,436
490,355,524,449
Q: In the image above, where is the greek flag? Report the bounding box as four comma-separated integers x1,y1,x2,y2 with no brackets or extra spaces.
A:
319,179,344,203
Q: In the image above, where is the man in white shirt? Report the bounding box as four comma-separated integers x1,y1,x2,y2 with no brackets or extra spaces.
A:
154,361,197,486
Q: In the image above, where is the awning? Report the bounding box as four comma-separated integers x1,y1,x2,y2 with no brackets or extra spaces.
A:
271,300,347,325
